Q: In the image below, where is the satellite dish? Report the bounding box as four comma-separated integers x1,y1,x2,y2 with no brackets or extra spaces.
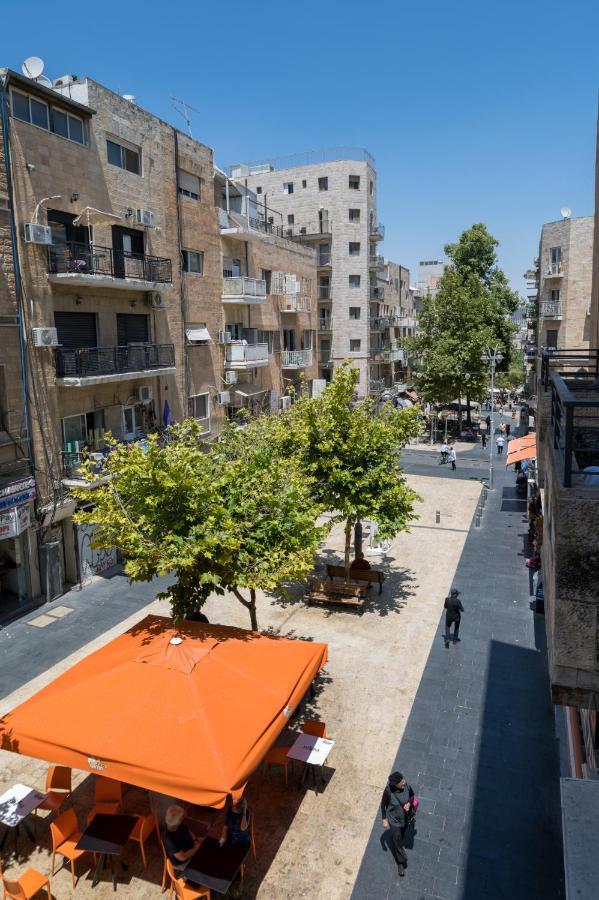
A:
36,75,52,88
560,207,572,219
22,56,44,79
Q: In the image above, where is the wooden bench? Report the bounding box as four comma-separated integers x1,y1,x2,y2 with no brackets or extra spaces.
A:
326,563,385,594
305,577,366,609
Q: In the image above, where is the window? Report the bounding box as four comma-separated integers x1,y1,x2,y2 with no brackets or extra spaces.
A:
283,182,294,194
258,330,280,352
350,339,361,351
549,246,562,273
177,170,200,200
349,275,361,288
318,243,331,266
11,90,85,144
302,330,312,350
349,175,360,190
369,180,374,195
349,208,360,222
550,289,560,303
302,179,307,188
256,186,262,194
283,329,296,351
349,307,361,320
287,214,295,225
188,393,211,432
318,176,328,191
183,250,204,274
546,329,558,349
260,269,272,293
106,138,141,174
349,242,360,256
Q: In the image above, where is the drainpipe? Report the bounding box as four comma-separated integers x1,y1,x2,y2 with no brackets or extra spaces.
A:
173,129,190,418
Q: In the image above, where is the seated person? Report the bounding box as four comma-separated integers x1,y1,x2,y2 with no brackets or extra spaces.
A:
163,804,201,870
219,797,251,847
350,552,371,572
186,607,209,624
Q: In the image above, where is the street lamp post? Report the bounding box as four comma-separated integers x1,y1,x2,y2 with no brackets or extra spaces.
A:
481,346,504,488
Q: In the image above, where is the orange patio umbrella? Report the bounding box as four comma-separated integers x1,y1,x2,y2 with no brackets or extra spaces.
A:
0,615,328,808
506,435,537,467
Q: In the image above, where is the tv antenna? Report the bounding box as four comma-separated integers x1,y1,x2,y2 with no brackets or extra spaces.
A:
170,96,200,138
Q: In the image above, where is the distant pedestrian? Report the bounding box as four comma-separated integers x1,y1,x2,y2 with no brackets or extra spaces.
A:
381,771,415,877
485,414,491,432
496,435,505,455
505,422,511,438
481,432,487,450
444,588,464,647
449,446,457,471
499,421,506,433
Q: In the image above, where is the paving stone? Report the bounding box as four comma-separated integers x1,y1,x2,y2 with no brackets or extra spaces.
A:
25,614,56,628
45,604,74,618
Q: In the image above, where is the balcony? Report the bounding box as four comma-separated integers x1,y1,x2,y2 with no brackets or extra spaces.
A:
369,254,385,270
317,250,332,268
369,378,385,394
397,315,417,329
222,276,267,304
318,287,332,302
318,350,332,367
383,347,407,363
544,264,563,279
55,344,176,387
548,369,599,488
62,436,152,489
281,349,313,369
540,301,562,318
283,221,333,241
370,317,390,331
369,222,385,240
48,242,172,289
318,317,332,332
370,286,385,301
218,208,286,243
225,342,270,369
279,295,311,313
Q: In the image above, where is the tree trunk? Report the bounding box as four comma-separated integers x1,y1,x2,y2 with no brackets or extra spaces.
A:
233,587,259,631
344,514,354,581
353,518,363,560
466,394,472,426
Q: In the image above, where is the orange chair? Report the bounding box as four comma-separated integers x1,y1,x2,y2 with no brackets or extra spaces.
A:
89,776,122,819
159,833,169,894
35,765,71,816
50,808,88,888
128,812,156,868
166,859,210,900
0,863,51,900
302,719,328,738
262,746,289,786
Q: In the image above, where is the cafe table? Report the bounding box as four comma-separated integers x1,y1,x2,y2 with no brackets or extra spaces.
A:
184,836,249,895
0,783,46,852
286,733,335,792
76,813,137,891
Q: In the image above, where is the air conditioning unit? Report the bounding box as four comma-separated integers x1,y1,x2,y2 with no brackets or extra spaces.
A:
32,327,58,347
224,371,238,385
24,223,53,245
279,395,292,411
147,291,165,309
216,391,231,405
218,330,232,344
137,385,153,404
136,208,156,228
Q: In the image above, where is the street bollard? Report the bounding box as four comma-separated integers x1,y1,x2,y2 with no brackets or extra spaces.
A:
475,511,481,527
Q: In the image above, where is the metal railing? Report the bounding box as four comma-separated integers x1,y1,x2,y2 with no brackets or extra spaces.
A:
55,344,175,378
284,221,333,239
541,348,599,392
279,295,311,312
281,349,313,368
318,318,332,331
369,254,385,269
48,242,172,283
318,286,332,301
544,264,563,277
370,286,385,301
317,250,332,267
370,317,390,331
369,223,385,239
540,301,562,318
549,368,599,487
222,276,267,299
318,350,332,366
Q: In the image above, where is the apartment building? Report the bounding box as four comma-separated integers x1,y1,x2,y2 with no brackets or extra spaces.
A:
369,259,414,392
0,65,316,618
228,149,383,397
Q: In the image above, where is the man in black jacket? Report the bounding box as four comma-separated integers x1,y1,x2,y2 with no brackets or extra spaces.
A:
381,771,414,876
444,588,464,647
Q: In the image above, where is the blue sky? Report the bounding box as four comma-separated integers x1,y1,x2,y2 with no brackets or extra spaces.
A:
2,0,598,293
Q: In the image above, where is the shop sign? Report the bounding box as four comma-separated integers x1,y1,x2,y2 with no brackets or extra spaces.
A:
0,476,35,499
0,504,31,539
0,488,36,512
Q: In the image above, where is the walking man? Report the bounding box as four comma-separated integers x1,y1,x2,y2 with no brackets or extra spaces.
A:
505,422,511,438
485,414,491,433
444,588,464,647
381,771,414,877
481,431,487,450
449,445,457,471
496,434,505,455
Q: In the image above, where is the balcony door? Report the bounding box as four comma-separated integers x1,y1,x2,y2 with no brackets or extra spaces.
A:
117,313,149,346
283,330,296,351
48,209,89,248
54,311,97,348
112,225,144,278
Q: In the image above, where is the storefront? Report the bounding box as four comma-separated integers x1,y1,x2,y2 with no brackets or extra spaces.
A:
0,475,36,619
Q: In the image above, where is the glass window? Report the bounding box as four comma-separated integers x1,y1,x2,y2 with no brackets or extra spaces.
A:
349,208,360,222
256,186,262,194
283,182,294,194
287,214,295,225
318,176,328,191
369,180,374,195
62,413,86,446
302,179,307,188
123,146,141,174
68,115,85,144
350,339,361,351
177,170,200,199
107,139,122,167
11,90,30,122
51,108,68,138
349,175,360,189
188,393,210,431
183,250,204,274
30,97,49,130
349,307,361,319
349,275,361,287
349,242,360,256
107,138,141,174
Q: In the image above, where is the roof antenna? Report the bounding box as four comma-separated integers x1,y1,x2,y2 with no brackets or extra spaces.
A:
170,96,200,138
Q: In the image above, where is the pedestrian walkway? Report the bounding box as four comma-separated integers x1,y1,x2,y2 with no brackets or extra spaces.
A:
351,440,564,899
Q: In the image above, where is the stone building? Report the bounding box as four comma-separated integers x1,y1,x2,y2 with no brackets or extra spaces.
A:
369,259,415,391
227,150,384,397
0,66,316,617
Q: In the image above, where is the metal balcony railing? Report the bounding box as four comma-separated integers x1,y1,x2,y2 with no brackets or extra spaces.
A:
279,295,311,313
284,221,333,240
318,287,332,301
544,264,563,278
222,276,267,299
318,318,332,331
318,350,332,366
317,250,332,267
55,344,175,379
549,364,599,487
281,349,313,368
370,286,385,301
48,242,172,283
540,349,599,392
540,301,562,318
369,223,385,239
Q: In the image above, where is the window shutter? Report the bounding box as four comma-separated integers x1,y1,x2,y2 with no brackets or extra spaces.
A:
271,271,285,295
177,170,200,195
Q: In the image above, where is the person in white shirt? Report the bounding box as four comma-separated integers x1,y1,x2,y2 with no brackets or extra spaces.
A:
449,446,457,471
496,435,505,455
440,442,449,464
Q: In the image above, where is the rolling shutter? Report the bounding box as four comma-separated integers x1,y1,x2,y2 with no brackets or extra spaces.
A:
117,314,149,345
54,311,97,348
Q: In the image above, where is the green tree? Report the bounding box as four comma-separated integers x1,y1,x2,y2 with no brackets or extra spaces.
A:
73,420,325,630
271,365,421,575
496,348,526,391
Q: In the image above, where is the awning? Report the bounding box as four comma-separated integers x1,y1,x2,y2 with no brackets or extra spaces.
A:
507,434,536,454
73,207,123,227
186,327,211,343
0,615,328,808
235,384,266,398
507,437,537,466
